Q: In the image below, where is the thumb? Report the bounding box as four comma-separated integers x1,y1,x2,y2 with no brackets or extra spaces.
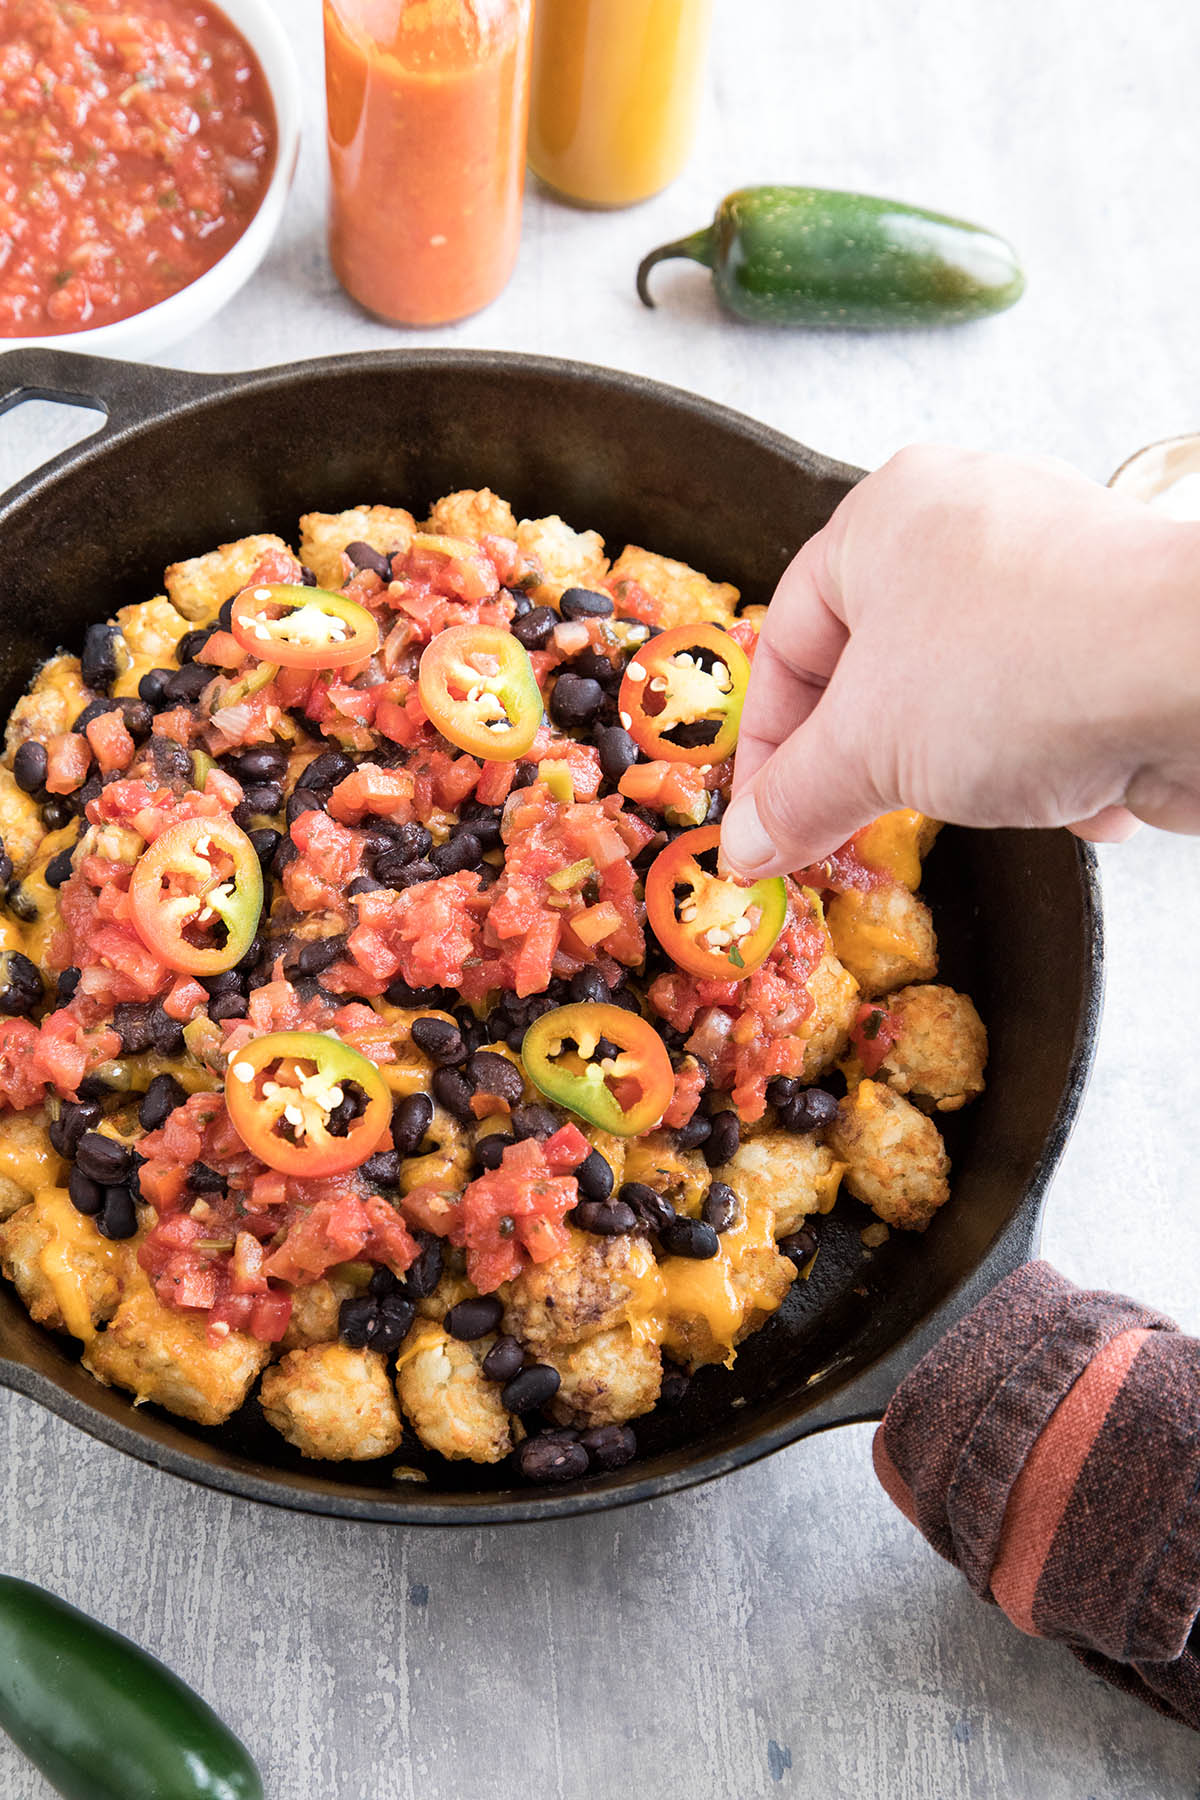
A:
720,696,885,878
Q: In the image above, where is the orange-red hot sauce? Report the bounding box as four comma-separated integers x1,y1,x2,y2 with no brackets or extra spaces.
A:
324,0,533,328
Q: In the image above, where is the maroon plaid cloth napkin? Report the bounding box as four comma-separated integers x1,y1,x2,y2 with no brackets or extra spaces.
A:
873,1261,1200,1728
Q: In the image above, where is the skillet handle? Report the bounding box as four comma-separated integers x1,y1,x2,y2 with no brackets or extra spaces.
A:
0,348,228,500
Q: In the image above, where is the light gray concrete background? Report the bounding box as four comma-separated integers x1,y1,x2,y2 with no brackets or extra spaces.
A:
1,0,1199,1795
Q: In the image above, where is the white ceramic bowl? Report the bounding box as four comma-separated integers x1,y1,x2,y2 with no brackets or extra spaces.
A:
2,0,301,361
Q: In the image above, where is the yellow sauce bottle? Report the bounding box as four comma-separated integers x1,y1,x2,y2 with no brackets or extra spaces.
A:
528,0,713,209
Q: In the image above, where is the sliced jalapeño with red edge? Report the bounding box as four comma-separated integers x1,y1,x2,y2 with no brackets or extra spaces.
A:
520,1002,674,1137
230,583,380,670
418,623,543,760
225,1031,392,1177
128,814,263,976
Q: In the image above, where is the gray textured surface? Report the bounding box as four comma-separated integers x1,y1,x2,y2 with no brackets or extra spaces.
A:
2,1,1199,1795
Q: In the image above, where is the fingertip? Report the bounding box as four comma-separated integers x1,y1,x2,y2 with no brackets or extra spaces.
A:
720,793,787,878
1067,806,1142,844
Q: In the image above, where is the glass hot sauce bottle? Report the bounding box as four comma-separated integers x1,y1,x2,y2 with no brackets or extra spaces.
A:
324,0,534,326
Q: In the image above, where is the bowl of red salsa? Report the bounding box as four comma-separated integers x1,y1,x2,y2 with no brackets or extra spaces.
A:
0,0,300,357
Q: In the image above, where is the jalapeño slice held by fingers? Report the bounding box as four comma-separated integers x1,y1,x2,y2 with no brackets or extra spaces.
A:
645,825,786,980
618,622,750,766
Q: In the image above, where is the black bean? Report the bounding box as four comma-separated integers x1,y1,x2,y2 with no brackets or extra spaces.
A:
393,858,438,889
297,935,347,977
139,1073,186,1132
188,1162,225,1194
217,596,236,630
511,762,539,789
302,749,354,792
67,1166,103,1215
0,842,11,888
511,606,556,650
502,1363,561,1413
5,883,36,924
550,673,604,729
149,1005,184,1055
50,1097,101,1157
571,1199,638,1237
702,1181,739,1233
98,1186,137,1240
482,1335,525,1383
54,966,81,1004
118,699,153,743
779,1226,819,1266
474,1133,513,1172
412,1016,466,1066
510,1104,559,1141
567,968,609,1007
674,1114,713,1152
387,981,453,1012
286,789,324,827
40,798,72,832
0,951,42,1016
579,1424,637,1471
445,1296,504,1341
619,1182,676,1234
44,847,75,889
271,838,298,879
592,1036,620,1064
559,586,613,620
703,788,725,825
392,822,434,863
347,875,383,897
244,828,280,873
209,992,248,1022
138,667,173,708
398,1230,443,1300
465,1050,523,1107
766,1076,798,1108
344,540,392,581
369,1265,398,1298
457,802,502,850
778,1088,840,1135
112,1001,156,1055
659,1364,691,1406
361,1149,401,1188
391,1093,434,1155
518,1435,589,1483
300,565,318,588
454,1007,487,1055
162,662,211,705
241,781,283,816
431,831,481,876
177,626,216,663
75,1132,131,1184
80,623,120,690
508,588,532,618
339,1295,377,1349
432,1066,474,1123
325,1088,363,1137
372,1292,416,1353
571,647,621,688
237,936,264,973
575,1149,614,1203
374,850,414,888
12,741,46,794
595,725,639,785
703,1110,740,1168
660,1216,721,1259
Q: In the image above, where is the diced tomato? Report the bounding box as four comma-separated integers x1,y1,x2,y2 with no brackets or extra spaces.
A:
248,1293,294,1342
138,1161,188,1212
262,1191,374,1284
663,1056,707,1128
196,630,248,668
0,1021,46,1109
151,707,197,745
541,1123,591,1172
283,809,365,913
726,619,759,658
375,685,430,748
337,872,486,994
85,709,136,775
433,753,482,810
849,1001,900,1077
475,759,515,806
513,914,560,997
163,977,207,1021
618,759,712,824
231,1231,269,1294
326,763,416,825
44,732,92,795
529,732,603,801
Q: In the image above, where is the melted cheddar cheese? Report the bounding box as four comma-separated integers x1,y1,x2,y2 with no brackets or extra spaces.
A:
33,1187,123,1342
855,810,936,891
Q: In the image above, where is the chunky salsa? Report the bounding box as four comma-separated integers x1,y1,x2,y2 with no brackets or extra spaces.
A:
0,0,276,336
0,490,986,1486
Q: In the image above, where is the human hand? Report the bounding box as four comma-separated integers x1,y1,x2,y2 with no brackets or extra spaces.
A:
721,445,1200,877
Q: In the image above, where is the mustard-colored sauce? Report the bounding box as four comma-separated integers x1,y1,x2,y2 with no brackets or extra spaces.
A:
528,0,712,208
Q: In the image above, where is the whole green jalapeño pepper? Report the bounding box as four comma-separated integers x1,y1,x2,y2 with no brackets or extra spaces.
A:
637,185,1025,328
0,1576,263,1800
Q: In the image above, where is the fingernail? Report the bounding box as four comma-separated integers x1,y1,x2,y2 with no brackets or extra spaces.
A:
720,795,779,875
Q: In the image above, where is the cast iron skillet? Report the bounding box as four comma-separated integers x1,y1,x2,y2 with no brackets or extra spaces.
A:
0,346,1103,1525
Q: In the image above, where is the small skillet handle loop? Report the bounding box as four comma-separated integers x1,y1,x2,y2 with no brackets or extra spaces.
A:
0,349,226,506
